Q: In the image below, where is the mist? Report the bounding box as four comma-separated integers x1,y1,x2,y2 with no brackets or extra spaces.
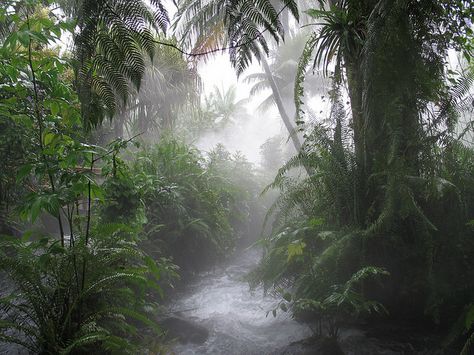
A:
1,1,474,354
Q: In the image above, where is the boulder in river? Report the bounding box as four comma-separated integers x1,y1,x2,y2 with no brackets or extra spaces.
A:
160,316,209,344
278,336,344,355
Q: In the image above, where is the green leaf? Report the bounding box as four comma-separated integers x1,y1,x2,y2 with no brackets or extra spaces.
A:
4,32,17,48
466,305,474,330
44,194,60,217
17,31,30,47
287,240,306,261
309,218,324,228
43,132,56,146
144,255,161,280
38,254,51,269
16,164,33,182
5,65,18,81
305,8,326,19
50,101,60,116
49,242,65,255
30,198,42,222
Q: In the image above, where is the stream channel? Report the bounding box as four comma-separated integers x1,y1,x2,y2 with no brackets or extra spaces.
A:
0,247,438,354
168,247,312,354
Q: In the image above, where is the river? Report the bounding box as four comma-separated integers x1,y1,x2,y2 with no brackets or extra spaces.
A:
168,247,312,354
0,246,435,354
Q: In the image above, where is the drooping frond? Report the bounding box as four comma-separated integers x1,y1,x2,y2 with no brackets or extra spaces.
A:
294,32,317,126
174,0,299,74
461,331,474,355
68,0,170,128
118,37,201,135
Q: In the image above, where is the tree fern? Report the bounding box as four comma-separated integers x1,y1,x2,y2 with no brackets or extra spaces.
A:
0,226,168,353
173,0,299,74
65,0,170,128
461,332,474,355
117,38,200,135
294,32,318,126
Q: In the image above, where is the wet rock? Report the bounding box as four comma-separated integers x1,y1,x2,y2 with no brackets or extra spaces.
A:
338,323,458,355
160,316,209,344
277,336,344,355
341,334,415,355
277,325,460,355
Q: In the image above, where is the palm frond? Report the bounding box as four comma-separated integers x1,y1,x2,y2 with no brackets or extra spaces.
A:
70,0,170,128
174,0,299,74
294,32,317,126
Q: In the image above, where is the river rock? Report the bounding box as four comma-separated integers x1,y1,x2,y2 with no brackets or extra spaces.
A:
278,336,344,355
160,316,209,344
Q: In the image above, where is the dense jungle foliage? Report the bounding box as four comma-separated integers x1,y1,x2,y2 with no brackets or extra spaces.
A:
1,0,474,353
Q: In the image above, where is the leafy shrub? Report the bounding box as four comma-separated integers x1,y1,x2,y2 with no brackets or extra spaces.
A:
129,139,265,274
251,90,474,327
250,216,387,337
133,138,234,273
294,267,388,338
0,223,169,354
206,144,267,244
100,150,144,227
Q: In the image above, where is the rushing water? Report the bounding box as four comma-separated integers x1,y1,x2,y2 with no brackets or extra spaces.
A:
169,248,311,355
0,248,311,355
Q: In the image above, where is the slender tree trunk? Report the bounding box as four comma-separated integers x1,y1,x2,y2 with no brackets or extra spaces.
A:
26,12,66,245
261,56,302,153
345,61,367,227
113,114,124,138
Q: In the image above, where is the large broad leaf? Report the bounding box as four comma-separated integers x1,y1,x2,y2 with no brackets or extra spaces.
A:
27,194,60,222
16,164,32,182
287,240,306,261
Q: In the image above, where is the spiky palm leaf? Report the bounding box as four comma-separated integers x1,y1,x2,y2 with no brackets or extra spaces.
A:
245,32,330,114
60,0,170,128
263,97,356,232
173,0,299,75
206,84,249,124
294,1,366,128
117,38,200,136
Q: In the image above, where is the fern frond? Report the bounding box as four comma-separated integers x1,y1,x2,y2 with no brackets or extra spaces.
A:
70,0,170,127
461,331,474,355
294,32,317,126
60,332,110,355
175,0,299,74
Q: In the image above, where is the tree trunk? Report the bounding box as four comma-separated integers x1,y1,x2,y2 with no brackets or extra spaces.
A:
113,114,124,138
261,56,302,153
345,61,367,227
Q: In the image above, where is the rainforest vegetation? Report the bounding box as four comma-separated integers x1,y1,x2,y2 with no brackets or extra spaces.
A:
0,0,474,354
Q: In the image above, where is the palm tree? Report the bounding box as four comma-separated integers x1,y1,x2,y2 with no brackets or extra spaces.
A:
245,32,331,153
113,40,200,139
1,0,171,129
56,0,170,128
173,0,299,74
296,0,470,229
207,85,249,126
173,1,314,156
297,2,367,170
294,1,369,223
